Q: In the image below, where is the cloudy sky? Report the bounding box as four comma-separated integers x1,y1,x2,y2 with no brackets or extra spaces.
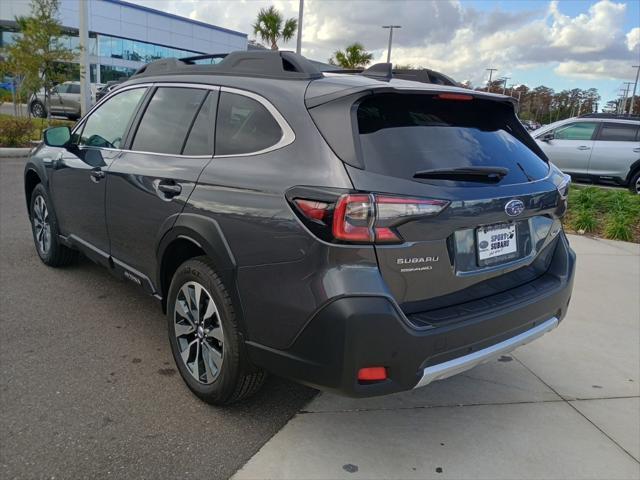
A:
134,0,639,104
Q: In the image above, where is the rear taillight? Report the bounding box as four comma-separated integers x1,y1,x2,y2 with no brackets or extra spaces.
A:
293,193,448,244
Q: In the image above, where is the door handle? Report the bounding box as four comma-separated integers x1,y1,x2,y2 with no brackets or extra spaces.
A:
157,180,182,198
90,168,105,182
633,147,640,153
577,146,591,151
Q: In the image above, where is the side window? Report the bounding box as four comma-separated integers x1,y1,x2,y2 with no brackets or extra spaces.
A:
215,92,282,155
183,91,217,156
132,87,207,155
55,84,69,94
79,87,146,149
597,123,639,142
554,122,597,141
68,84,81,94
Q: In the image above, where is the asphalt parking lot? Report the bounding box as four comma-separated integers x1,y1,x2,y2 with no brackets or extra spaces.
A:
0,156,315,479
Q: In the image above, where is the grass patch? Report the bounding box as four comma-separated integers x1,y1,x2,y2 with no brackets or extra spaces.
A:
0,114,75,147
565,185,640,243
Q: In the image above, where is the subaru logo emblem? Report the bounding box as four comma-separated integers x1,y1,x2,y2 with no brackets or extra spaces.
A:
505,199,525,217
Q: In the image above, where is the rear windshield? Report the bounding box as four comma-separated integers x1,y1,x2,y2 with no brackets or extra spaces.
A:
356,94,549,185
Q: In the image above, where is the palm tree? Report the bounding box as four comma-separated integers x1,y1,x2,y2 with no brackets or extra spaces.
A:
252,6,297,51
329,43,373,69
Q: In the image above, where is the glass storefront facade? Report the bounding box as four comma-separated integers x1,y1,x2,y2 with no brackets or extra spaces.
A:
1,28,205,83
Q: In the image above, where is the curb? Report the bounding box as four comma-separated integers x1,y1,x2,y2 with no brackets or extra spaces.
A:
0,147,33,158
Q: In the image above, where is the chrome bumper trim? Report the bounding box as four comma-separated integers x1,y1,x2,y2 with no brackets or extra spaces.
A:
414,317,559,389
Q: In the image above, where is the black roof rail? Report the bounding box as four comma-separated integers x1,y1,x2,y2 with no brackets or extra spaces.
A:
131,50,322,80
360,63,393,81
579,113,640,120
180,53,229,64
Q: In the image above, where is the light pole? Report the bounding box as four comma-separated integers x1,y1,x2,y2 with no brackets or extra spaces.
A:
79,0,91,116
629,65,639,115
485,68,497,92
501,76,510,95
382,25,401,63
296,0,304,55
622,81,634,114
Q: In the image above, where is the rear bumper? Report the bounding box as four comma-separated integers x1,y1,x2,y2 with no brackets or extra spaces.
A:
246,233,575,397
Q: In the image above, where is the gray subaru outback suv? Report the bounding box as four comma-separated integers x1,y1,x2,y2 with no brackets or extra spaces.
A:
24,51,575,405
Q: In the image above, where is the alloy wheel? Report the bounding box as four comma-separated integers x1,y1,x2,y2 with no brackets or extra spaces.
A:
31,103,44,118
173,281,224,384
635,176,640,195
32,195,51,255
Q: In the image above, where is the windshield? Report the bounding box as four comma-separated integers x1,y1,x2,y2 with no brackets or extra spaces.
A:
357,94,549,186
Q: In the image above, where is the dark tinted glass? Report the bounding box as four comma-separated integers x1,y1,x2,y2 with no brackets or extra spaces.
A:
598,122,639,141
183,92,217,156
79,87,146,148
68,84,80,94
356,94,549,185
132,87,207,155
215,92,282,155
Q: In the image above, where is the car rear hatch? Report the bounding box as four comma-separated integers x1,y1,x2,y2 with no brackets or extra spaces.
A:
306,82,569,318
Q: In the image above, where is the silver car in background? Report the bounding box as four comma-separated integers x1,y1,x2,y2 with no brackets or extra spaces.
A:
534,114,640,194
29,81,103,120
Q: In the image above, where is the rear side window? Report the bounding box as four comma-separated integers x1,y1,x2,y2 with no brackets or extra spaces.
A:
132,87,207,155
553,122,597,140
215,92,282,155
68,84,80,94
597,122,639,142
356,94,549,185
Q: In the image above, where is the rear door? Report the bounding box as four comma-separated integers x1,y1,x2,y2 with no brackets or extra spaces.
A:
105,85,218,289
537,121,597,175
588,122,640,180
335,92,563,312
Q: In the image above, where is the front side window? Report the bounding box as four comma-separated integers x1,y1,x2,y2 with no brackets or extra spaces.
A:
79,87,146,149
597,122,639,142
554,122,597,140
131,87,208,155
215,92,282,155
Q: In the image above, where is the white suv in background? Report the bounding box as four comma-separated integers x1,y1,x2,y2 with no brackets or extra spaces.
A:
534,114,640,194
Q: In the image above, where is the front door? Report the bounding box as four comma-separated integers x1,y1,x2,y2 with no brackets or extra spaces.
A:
49,86,147,260
538,121,598,175
106,85,217,288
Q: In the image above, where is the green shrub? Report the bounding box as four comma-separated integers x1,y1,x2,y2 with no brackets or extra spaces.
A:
0,116,34,147
571,208,597,233
604,212,633,242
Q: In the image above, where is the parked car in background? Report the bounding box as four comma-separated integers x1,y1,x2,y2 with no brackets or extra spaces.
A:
29,81,104,119
534,114,640,194
522,120,541,131
95,80,123,102
24,51,575,405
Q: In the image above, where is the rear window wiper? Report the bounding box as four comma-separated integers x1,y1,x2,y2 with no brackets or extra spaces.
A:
413,166,509,183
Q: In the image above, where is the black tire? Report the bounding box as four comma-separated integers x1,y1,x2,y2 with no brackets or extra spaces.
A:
30,100,46,118
29,184,76,267
167,256,267,405
629,170,640,195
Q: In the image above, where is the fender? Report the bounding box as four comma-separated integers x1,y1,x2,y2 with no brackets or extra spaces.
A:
23,155,51,212
625,159,640,184
155,213,248,326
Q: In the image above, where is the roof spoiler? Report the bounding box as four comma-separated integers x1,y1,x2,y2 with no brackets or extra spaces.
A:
359,63,393,81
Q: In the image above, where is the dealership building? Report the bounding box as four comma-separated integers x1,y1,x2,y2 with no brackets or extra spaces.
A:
0,0,248,82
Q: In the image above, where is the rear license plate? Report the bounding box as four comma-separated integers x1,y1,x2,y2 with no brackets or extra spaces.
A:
476,223,518,266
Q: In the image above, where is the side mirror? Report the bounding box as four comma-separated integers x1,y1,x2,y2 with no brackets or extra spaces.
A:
43,126,71,147
541,132,554,143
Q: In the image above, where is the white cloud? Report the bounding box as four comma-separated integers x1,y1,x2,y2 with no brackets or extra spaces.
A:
134,0,639,86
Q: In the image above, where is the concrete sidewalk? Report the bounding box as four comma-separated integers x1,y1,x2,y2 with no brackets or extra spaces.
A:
233,235,640,480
